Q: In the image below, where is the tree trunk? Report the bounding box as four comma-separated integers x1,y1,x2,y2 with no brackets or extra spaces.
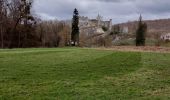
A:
18,31,21,48
0,26,3,48
1,29,4,48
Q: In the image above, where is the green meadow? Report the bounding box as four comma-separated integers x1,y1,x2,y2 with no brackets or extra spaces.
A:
0,48,170,100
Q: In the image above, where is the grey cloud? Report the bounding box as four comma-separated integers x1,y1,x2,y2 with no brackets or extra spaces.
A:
135,0,170,14
33,0,170,24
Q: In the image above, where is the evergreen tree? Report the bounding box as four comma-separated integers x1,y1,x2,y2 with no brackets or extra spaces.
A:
71,8,79,46
136,15,147,46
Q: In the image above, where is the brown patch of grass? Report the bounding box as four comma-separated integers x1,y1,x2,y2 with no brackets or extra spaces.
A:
93,46,170,53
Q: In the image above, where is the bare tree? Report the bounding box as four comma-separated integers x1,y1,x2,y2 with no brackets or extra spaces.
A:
0,0,8,48
0,0,71,48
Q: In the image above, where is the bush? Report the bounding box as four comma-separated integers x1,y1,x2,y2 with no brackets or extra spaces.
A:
112,38,135,46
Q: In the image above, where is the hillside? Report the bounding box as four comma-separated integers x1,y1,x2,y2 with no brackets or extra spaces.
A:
117,18,170,34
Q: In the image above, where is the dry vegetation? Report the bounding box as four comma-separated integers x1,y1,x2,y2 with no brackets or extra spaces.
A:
94,46,170,53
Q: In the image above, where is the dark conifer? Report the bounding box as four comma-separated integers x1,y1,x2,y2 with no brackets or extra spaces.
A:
136,15,147,46
71,8,79,46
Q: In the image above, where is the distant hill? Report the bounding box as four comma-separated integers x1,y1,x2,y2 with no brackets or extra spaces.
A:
116,18,170,34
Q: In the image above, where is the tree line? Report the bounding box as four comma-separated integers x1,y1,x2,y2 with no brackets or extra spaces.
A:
0,0,147,48
0,0,37,48
0,0,71,48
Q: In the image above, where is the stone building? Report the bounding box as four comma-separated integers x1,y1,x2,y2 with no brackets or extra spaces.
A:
161,33,170,41
122,26,129,33
79,14,112,36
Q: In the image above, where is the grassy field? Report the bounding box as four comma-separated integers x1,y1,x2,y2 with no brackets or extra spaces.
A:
0,48,170,100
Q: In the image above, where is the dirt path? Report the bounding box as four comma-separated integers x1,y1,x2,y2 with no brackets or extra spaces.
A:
94,46,170,53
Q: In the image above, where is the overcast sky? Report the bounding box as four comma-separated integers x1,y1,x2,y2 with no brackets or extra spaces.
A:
33,0,170,24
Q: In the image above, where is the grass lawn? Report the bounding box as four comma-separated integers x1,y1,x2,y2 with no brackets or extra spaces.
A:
0,48,170,100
